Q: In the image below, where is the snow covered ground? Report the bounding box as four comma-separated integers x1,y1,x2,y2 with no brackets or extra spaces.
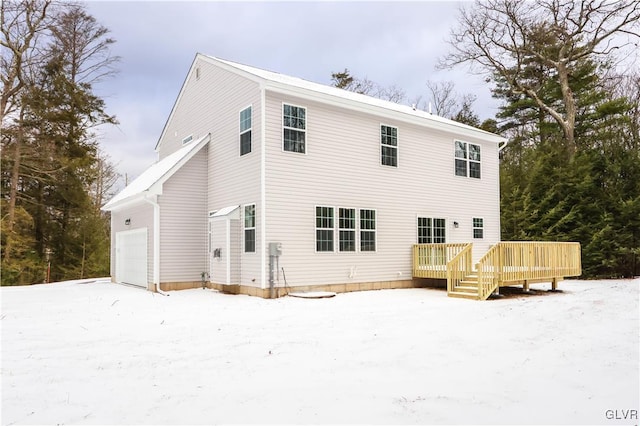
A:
1,278,638,425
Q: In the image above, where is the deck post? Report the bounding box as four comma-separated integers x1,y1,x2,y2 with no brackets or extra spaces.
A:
523,280,530,292
551,277,558,291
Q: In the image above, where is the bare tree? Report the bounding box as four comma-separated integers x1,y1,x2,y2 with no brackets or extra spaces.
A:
426,80,457,117
1,0,54,262
439,0,640,159
0,0,52,121
331,68,405,103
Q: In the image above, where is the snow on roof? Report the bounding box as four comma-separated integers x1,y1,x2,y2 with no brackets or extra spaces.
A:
103,134,209,210
205,55,504,142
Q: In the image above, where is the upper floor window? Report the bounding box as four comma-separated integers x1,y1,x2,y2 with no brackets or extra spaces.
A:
240,106,252,156
417,217,446,243
455,141,481,178
381,125,398,167
244,204,256,252
473,217,484,239
283,104,306,153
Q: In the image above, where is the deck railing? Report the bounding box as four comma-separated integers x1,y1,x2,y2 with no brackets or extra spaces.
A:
412,243,469,279
477,241,582,300
414,241,582,300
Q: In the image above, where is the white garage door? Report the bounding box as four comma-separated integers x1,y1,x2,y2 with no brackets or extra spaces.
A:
115,228,148,287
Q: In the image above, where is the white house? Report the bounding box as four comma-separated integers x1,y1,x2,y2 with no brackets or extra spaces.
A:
102,53,508,298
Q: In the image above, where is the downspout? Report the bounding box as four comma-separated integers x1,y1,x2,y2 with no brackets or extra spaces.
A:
496,138,509,245
144,195,169,296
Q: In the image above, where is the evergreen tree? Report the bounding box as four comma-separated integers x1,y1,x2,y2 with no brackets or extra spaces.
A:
1,1,118,285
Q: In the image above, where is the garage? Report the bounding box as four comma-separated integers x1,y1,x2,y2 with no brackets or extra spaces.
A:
115,228,148,287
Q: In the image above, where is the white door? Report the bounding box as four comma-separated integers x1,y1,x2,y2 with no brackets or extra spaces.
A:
115,228,148,287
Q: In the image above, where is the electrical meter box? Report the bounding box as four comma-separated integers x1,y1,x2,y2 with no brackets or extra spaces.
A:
269,242,282,256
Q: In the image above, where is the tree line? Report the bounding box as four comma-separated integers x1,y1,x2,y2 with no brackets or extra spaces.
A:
2,0,637,285
334,1,639,278
1,0,119,285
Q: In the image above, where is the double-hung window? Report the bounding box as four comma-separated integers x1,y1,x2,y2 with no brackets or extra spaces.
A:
244,204,256,252
417,217,446,243
381,125,398,167
283,104,306,153
316,206,334,252
360,209,376,252
455,141,481,178
316,207,376,252
473,218,484,239
240,106,252,155
339,208,356,252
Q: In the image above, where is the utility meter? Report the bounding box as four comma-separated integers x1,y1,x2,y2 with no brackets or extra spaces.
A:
269,242,282,256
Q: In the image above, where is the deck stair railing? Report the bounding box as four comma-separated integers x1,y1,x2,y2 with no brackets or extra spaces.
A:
445,244,473,294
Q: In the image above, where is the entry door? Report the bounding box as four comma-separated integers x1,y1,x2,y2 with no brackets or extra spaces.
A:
209,218,227,283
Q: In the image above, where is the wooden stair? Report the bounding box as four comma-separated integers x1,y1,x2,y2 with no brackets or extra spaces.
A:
448,272,480,300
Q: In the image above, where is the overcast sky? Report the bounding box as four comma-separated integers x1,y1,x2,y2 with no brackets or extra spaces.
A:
86,1,501,186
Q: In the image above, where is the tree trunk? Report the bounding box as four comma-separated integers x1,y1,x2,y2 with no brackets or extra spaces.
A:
556,60,577,159
3,109,25,262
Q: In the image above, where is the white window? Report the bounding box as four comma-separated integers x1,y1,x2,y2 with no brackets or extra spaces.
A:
455,141,481,178
244,204,255,252
316,206,334,252
339,208,356,252
473,218,484,239
360,209,376,252
240,106,252,156
417,217,446,243
381,125,398,167
283,104,306,153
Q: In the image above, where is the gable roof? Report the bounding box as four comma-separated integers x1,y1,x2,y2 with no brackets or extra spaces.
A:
156,54,505,151
103,133,210,211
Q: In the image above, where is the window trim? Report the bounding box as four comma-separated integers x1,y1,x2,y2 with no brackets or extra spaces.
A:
282,102,307,155
359,208,377,253
473,217,484,239
380,123,399,168
243,203,256,253
239,105,252,156
315,205,335,253
454,140,481,179
416,216,447,244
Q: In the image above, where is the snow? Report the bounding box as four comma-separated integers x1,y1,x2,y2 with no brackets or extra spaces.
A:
1,278,638,425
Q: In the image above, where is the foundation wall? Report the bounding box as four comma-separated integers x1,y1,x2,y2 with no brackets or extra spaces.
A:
155,278,444,298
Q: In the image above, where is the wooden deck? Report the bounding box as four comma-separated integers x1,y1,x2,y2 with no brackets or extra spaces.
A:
413,242,582,300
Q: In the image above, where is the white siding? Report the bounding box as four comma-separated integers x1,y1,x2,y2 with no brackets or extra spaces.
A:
110,203,154,289
159,148,208,283
264,91,501,287
157,58,263,287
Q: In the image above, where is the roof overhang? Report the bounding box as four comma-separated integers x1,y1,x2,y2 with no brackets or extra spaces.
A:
103,133,210,211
